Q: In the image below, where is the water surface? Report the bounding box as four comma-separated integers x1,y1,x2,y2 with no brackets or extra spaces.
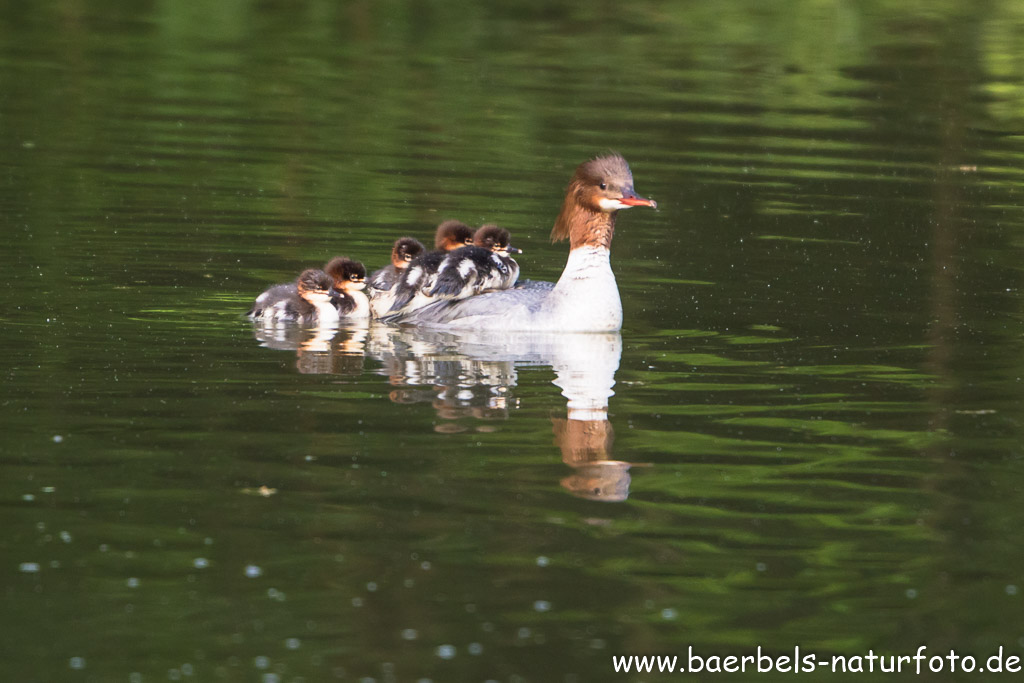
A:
3,2,1024,682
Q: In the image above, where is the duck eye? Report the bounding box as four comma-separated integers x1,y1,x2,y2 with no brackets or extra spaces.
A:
599,182,607,190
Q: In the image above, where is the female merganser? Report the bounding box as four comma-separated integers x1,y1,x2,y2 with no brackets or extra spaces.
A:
427,225,521,299
251,269,341,325
387,154,656,332
386,220,475,315
324,256,371,319
368,237,426,318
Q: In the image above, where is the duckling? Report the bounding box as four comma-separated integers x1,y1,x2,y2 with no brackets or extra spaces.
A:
428,225,521,300
251,269,340,325
385,220,475,315
369,237,426,291
325,256,370,319
368,237,426,318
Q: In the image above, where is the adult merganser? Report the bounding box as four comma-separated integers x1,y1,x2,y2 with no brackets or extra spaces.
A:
324,256,371,319
385,220,475,315
250,269,341,325
427,225,521,299
387,154,656,332
368,237,426,318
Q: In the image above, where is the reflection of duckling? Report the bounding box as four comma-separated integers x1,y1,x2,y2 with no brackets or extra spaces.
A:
368,238,426,318
386,220,475,315
251,269,340,325
324,257,370,319
428,225,521,300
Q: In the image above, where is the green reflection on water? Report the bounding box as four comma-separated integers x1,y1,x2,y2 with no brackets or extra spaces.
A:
3,0,1024,681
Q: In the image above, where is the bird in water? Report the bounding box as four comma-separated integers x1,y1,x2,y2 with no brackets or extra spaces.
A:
387,154,656,331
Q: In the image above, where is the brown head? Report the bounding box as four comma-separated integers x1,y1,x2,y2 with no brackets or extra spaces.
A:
435,220,475,251
391,237,425,269
550,154,656,249
296,269,336,303
473,224,521,255
324,257,367,292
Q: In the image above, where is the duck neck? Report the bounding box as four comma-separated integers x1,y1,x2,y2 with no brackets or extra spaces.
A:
554,198,617,251
542,197,624,331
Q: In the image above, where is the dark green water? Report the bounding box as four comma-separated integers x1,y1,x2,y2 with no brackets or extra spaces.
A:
4,2,1024,682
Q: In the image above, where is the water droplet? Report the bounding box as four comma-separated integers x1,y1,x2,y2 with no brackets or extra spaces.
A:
253,655,270,670
533,600,551,612
52,435,63,443
244,565,262,578
1007,584,1018,596
401,629,418,641
468,642,483,655
436,644,456,660
193,558,209,569
536,556,550,567
661,608,678,620
69,657,86,669
285,638,300,650
905,588,918,599
19,562,40,573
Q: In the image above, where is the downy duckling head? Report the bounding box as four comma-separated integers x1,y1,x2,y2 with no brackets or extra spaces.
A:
325,257,368,291
435,220,475,251
392,237,426,269
296,269,338,303
473,224,521,256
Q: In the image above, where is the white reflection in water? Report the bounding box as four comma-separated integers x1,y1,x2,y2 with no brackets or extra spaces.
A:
251,322,641,501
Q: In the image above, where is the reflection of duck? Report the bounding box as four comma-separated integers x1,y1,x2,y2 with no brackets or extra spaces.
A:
249,318,644,499
363,326,639,499
250,269,339,325
553,418,633,502
368,237,426,318
388,154,656,331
